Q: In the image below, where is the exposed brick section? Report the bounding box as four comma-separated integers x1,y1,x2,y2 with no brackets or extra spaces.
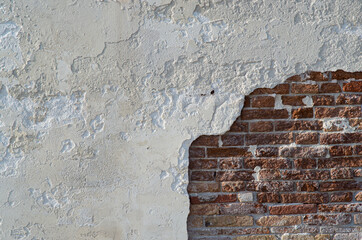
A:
188,70,362,239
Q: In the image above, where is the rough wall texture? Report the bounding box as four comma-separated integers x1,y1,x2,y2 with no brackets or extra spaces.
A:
188,71,362,240
0,0,361,239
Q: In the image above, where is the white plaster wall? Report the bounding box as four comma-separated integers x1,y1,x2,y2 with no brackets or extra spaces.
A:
0,0,360,239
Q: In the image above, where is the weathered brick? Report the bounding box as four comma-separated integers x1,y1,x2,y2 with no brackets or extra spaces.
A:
229,119,248,132
190,204,220,215
306,71,330,81
282,95,306,106
220,227,270,235
336,94,362,105
320,133,361,144
189,159,218,170
279,146,328,158
356,192,362,201
237,192,253,202
255,147,279,157
192,135,219,147
188,182,219,193
191,171,215,181
291,84,319,94
221,181,245,192
220,203,267,215
294,159,317,169
269,204,317,215
246,133,293,145
343,81,362,92
331,70,362,80
256,216,301,226
315,234,331,240
250,84,290,95
187,215,203,228
252,96,275,108
190,194,237,204
330,192,353,202
296,182,319,192
303,214,352,225
281,234,315,240
333,233,362,240
250,121,273,132
270,226,318,234
280,193,328,203
318,203,362,213
354,213,362,224
354,169,362,177
216,171,253,181
189,147,205,158
221,135,244,146
315,106,361,118
275,120,322,131
205,215,253,227
294,132,318,144
330,146,353,156
354,145,362,155
330,167,353,179
320,181,361,192
247,181,294,192
282,170,330,180
292,108,313,119
259,169,282,180
244,158,291,169
318,157,362,168
312,95,335,106
207,148,251,157
349,118,362,130
234,236,277,240
257,193,280,203
241,109,289,120
219,158,242,169
320,83,341,93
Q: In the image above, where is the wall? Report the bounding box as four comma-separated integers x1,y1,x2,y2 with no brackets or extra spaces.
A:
0,1,361,239
187,71,362,240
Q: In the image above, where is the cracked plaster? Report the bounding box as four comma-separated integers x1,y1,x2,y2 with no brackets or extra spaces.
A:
0,0,361,239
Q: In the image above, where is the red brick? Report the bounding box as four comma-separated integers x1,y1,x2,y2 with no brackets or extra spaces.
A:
294,159,317,169
241,109,289,120
221,135,244,146
192,136,219,147
354,145,362,155
275,120,322,131
296,181,319,192
330,192,353,202
286,74,302,82
191,171,215,181
318,157,362,168
250,84,289,95
245,133,293,145
292,108,313,118
219,158,242,169
269,204,317,215
291,84,318,94
282,95,306,106
259,169,282,180
356,192,362,201
249,121,273,132
207,148,251,157
189,159,218,170
318,203,362,213
229,118,248,132
343,81,362,92
279,146,328,158
330,167,353,179
303,214,352,225
306,71,329,81
295,132,319,144
244,158,291,169
315,106,361,118
354,169,362,177
255,147,279,157
244,96,251,107
336,94,362,105
280,193,328,203
246,181,294,192
189,147,205,158
320,83,341,93
252,96,275,108
320,133,362,144
331,70,362,80
349,118,362,130
221,181,245,192
282,170,330,180
204,215,253,227
188,182,219,193
320,181,361,192
312,95,335,106
216,171,253,181
187,215,203,228
190,194,237,204
190,204,220,215
220,203,267,215
257,193,280,203
330,146,353,156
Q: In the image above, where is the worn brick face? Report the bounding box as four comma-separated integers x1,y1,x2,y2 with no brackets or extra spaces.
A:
188,70,362,239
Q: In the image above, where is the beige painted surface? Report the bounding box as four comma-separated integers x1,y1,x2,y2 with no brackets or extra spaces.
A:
0,0,361,239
